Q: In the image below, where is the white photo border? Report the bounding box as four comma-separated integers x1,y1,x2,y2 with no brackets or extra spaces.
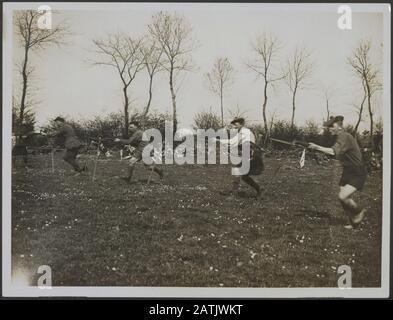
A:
2,2,391,298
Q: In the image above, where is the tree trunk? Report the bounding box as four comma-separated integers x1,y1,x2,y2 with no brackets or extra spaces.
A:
169,65,177,133
262,80,269,137
220,83,224,127
19,45,30,137
142,74,154,127
354,93,366,135
326,100,330,122
291,86,297,131
123,85,129,138
366,82,374,149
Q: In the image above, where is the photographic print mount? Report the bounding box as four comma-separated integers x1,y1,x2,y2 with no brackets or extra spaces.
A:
2,2,391,298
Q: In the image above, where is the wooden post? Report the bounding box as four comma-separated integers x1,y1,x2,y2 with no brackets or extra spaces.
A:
92,137,101,182
147,159,156,185
51,149,55,174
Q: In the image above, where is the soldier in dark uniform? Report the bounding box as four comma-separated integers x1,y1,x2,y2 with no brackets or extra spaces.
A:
52,117,86,174
115,121,163,184
308,116,367,228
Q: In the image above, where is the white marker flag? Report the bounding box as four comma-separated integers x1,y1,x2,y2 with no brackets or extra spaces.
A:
299,148,306,168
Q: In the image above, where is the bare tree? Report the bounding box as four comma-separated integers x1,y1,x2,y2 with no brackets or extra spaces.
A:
268,109,278,134
246,32,285,137
323,89,332,122
140,37,164,124
286,47,312,130
14,10,68,138
320,85,338,122
347,40,382,148
352,79,368,135
91,33,145,137
148,11,196,133
205,57,234,126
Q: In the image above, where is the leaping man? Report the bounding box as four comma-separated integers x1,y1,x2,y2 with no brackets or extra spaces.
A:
115,121,164,184
49,116,87,175
308,116,367,229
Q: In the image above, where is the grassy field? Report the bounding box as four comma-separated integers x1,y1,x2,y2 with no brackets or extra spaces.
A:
11,152,382,287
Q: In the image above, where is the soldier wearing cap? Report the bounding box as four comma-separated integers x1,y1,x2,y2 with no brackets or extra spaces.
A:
52,116,85,174
215,117,264,198
308,116,367,228
114,121,163,184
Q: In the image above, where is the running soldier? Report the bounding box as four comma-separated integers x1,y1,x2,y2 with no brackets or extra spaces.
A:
215,118,264,198
308,116,367,228
115,121,164,184
51,117,86,174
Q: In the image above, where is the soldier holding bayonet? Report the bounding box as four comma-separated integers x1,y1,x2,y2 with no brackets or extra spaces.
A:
308,116,367,229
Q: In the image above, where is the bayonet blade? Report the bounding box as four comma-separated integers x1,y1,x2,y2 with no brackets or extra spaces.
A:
270,138,309,149
270,138,296,146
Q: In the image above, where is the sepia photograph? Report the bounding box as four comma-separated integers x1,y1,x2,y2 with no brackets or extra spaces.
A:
2,2,391,298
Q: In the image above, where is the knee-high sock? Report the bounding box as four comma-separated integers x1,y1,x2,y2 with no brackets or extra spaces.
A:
242,175,260,193
340,198,361,216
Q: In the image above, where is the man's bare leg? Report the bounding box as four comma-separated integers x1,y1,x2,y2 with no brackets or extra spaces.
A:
339,184,366,228
121,157,140,184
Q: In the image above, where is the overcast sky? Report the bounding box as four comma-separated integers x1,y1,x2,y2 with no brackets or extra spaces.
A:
12,4,385,130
